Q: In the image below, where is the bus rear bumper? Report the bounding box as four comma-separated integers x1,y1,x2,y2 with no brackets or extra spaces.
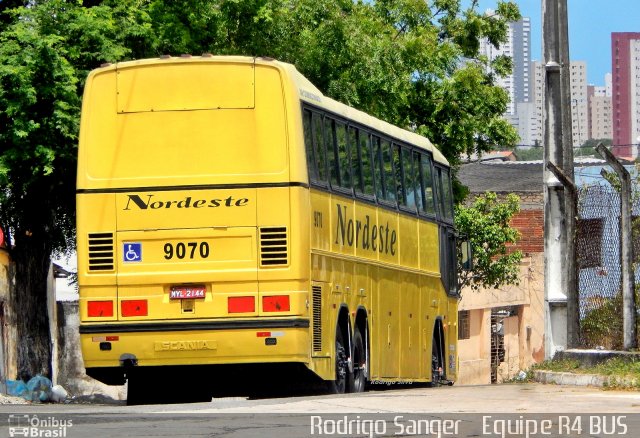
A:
80,318,311,370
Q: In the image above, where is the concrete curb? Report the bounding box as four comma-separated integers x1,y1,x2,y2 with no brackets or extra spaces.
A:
534,370,638,388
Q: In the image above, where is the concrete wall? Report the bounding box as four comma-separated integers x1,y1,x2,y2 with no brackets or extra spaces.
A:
458,253,545,385
456,191,545,385
55,301,125,400
457,308,491,384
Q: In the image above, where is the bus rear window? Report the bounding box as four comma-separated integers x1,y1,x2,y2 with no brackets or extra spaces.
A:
82,66,287,184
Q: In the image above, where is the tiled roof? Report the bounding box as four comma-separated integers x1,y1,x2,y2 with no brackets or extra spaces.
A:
458,161,543,193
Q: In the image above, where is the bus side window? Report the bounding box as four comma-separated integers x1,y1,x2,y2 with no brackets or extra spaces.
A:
303,109,318,181
349,126,364,195
402,149,420,211
412,150,423,212
380,139,396,204
311,112,327,183
394,144,406,207
335,121,351,190
420,153,436,216
440,226,458,296
372,136,384,200
433,166,444,219
358,130,374,196
441,168,454,222
325,117,339,188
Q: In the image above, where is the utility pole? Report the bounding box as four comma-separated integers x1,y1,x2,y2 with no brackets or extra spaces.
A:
596,143,637,350
543,0,578,357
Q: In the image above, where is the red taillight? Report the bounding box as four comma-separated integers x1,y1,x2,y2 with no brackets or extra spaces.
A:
88,301,113,317
256,332,271,337
262,295,290,312
228,296,255,313
121,300,148,317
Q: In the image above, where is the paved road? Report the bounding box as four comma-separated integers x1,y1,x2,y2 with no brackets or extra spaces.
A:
0,383,638,437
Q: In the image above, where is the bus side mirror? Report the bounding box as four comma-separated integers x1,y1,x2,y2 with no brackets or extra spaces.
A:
460,239,473,271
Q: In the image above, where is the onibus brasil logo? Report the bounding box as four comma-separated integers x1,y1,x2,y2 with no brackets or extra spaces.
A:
7,414,72,437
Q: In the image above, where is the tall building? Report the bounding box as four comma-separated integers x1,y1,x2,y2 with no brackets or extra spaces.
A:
611,32,640,158
529,61,589,147
479,15,531,116
570,61,589,147
605,73,613,97
588,85,612,140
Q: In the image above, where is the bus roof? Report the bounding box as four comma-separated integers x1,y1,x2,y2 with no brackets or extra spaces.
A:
91,55,449,166
270,59,449,167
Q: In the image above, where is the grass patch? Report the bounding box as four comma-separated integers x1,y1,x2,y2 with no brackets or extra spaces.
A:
525,357,640,390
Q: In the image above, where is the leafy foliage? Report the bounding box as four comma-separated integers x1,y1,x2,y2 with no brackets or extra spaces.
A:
0,0,151,379
134,0,521,170
455,192,523,291
0,0,522,377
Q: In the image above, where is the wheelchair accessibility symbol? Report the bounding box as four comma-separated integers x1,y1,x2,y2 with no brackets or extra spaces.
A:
124,243,142,262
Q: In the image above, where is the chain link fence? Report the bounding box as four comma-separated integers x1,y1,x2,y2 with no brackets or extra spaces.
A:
576,183,640,349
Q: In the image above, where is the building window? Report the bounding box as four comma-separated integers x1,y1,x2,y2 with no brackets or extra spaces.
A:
576,218,604,269
458,310,471,340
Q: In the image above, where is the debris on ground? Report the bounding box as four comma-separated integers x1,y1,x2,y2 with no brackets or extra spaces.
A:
2,375,69,403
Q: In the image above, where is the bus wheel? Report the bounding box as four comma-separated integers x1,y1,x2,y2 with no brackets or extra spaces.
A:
430,350,442,387
327,330,348,394
351,328,366,393
430,328,444,387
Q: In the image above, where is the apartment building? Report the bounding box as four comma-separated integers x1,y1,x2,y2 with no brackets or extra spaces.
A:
611,32,640,158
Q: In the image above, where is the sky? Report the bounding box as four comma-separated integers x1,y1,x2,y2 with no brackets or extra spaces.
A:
475,0,640,86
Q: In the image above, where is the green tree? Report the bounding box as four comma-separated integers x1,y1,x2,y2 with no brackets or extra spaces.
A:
455,192,522,291
0,0,151,380
137,0,522,170
1,0,521,378
514,146,544,161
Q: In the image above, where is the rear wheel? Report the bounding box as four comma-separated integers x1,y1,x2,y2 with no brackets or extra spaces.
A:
351,329,366,393
327,329,348,394
430,322,445,387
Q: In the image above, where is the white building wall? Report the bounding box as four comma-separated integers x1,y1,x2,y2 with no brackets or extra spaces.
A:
570,61,588,147
479,14,530,117
590,95,612,140
530,61,591,146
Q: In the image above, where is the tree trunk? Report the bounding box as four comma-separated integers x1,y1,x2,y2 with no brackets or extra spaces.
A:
10,233,52,381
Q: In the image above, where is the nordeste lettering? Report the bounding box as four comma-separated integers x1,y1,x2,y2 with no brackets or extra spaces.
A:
124,194,249,210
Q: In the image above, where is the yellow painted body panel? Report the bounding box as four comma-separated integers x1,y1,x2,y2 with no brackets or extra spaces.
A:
82,327,309,368
77,56,457,384
308,189,458,382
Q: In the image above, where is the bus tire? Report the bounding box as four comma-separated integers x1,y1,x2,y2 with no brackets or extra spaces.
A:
351,328,366,393
327,329,348,394
429,323,445,388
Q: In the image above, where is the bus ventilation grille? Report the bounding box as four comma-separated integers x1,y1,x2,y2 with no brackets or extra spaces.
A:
88,233,115,271
312,286,322,352
259,227,288,266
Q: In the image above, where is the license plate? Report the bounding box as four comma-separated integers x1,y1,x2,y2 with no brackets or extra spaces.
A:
169,285,206,300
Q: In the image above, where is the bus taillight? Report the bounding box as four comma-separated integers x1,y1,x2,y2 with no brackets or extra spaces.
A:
121,300,148,317
262,295,290,312
87,301,113,317
228,296,255,313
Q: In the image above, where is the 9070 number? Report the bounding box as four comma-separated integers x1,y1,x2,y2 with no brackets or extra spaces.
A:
163,242,210,260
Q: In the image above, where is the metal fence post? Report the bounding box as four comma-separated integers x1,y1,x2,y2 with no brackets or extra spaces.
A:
596,143,637,350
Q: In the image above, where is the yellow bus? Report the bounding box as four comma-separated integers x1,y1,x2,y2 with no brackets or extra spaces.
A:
77,55,461,403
